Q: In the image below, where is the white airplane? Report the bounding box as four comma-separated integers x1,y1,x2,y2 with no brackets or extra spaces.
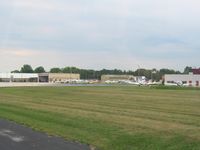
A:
105,80,119,84
165,81,186,86
182,83,190,87
72,79,89,84
118,80,141,85
147,81,162,86
165,83,178,86
175,81,190,87
126,81,141,85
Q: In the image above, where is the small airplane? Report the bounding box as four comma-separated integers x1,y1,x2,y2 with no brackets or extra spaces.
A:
165,81,189,87
117,80,141,85
105,80,119,84
147,81,162,86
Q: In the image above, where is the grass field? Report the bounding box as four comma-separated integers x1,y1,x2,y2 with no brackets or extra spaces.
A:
0,86,200,150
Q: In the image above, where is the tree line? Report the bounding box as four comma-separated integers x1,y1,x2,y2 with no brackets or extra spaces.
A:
11,64,193,81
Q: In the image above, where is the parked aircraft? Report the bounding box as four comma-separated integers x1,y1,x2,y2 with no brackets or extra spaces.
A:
121,80,141,85
147,81,162,86
165,81,190,87
105,80,119,84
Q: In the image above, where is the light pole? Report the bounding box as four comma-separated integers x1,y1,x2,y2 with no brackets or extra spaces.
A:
151,70,156,82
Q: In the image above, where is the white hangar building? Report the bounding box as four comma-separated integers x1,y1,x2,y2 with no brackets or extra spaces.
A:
0,73,80,83
164,69,200,87
0,73,38,82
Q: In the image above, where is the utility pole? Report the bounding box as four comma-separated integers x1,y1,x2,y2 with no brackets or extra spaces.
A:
137,65,140,82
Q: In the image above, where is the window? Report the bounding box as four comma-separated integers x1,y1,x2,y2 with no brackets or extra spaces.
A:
167,81,175,83
182,81,187,84
189,81,192,86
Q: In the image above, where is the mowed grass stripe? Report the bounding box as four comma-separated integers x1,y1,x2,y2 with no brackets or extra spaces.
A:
0,87,200,130
0,87,199,129
1,98,200,130
1,87,200,115
0,102,199,150
1,90,200,126
0,86,200,150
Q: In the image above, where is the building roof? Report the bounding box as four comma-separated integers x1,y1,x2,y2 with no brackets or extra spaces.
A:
192,68,200,74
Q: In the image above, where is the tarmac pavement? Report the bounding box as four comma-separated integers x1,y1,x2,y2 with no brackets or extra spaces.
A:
0,119,90,150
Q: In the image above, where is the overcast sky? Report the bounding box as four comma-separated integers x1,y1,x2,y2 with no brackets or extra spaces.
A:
0,0,200,72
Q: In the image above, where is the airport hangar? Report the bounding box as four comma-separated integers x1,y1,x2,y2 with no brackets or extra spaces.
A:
0,73,80,83
165,69,200,87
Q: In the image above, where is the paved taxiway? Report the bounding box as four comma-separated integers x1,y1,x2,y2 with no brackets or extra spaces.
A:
0,119,90,150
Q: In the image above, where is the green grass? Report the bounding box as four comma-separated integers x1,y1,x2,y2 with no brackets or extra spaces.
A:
0,86,200,150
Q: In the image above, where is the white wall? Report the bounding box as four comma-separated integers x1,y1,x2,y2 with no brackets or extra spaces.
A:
0,73,38,79
165,74,200,86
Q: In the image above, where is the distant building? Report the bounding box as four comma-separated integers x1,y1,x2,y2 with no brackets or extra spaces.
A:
164,70,200,87
0,73,38,82
39,73,80,83
192,68,200,75
38,73,49,82
0,73,80,83
101,75,134,82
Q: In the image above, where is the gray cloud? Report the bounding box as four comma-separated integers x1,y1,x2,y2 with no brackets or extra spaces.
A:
0,0,200,71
